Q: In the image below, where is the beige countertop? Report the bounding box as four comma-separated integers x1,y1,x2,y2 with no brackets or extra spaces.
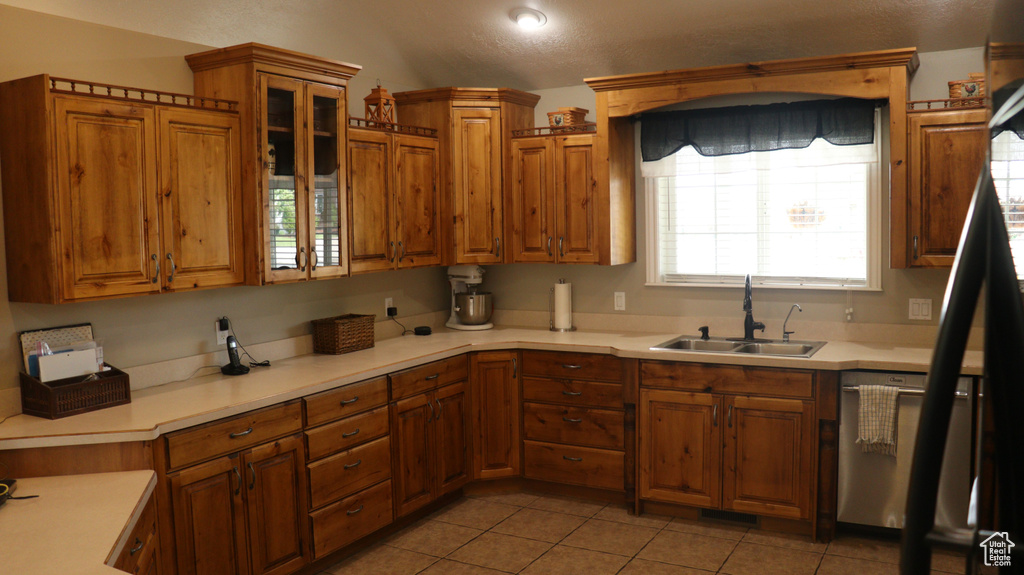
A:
0,326,982,450
0,470,156,575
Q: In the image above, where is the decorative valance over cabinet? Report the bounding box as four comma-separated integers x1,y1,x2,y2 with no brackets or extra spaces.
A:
584,48,920,269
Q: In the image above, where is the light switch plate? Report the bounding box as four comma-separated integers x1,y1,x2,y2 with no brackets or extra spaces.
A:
909,298,933,321
614,292,626,311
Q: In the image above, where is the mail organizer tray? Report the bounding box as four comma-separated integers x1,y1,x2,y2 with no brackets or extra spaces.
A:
20,366,130,419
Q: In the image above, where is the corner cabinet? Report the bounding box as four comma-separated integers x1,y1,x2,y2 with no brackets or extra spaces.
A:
470,351,522,479
509,129,599,263
394,88,540,265
187,43,361,284
904,103,988,268
0,75,244,303
347,122,441,273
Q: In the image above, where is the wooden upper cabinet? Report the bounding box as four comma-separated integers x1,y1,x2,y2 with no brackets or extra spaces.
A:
0,75,244,303
158,107,244,291
347,126,440,273
394,88,540,265
509,132,598,264
906,106,988,267
187,43,361,284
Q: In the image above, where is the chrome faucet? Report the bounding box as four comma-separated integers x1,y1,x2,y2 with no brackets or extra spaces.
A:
783,304,802,342
743,274,765,340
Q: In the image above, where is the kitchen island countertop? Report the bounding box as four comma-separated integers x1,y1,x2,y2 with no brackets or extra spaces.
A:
0,326,981,450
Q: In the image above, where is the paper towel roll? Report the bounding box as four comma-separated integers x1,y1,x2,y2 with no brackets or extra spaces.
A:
553,282,573,330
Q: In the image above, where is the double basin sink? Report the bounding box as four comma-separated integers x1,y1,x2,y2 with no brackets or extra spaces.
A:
651,336,826,358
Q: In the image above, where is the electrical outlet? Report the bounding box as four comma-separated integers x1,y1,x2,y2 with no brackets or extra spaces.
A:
215,319,229,345
909,298,933,321
385,297,393,316
614,291,626,311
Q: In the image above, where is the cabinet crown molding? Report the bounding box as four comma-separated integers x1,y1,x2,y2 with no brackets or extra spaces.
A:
186,42,362,81
393,87,541,108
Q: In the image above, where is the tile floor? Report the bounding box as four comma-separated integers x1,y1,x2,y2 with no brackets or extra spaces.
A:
319,491,970,575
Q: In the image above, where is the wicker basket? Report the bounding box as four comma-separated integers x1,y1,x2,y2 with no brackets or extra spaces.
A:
20,366,130,419
312,314,375,354
949,73,986,106
547,107,589,129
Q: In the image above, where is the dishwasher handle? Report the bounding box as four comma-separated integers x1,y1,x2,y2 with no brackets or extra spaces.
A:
841,385,969,399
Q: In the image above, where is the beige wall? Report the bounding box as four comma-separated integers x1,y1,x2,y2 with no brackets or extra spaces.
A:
492,48,986,333
0,5,448,395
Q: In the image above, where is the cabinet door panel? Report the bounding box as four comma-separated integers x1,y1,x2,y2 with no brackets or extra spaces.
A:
395,134,441,268
723,396,814,520
307,83,348,279
555,135,598,263
510,137,555,263
471,351,521,479
55,97,160,300
391,393,435,516
435,381,470,494
347,128,393,273
452,108,502,264
244,434,309,575
158,107,244,290
170,455,249,575
639,389,721,508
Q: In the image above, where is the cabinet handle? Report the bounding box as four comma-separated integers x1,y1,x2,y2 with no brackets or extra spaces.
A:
425,374,440,381
151,254,160,284
232,466,242,496
398,241,405,262
494,237,501,257
435,399,443,420
248,462,255,490
340,396,359,405
344,459,362,470
229,426,254,438
913,235,919,259
310,247,318,271
299,247,307,272
713,404,718,427
563,455,583,462
562,390,583,397
389,241,396,263
427,400,435,423
562,417,583,423
342,428,360,438
346,505,364,516
559,236,565,257
547,236,553,256
561,364,583,370
727,405,733,428
166,253,176,283
129,537,144,556
512,357,517,378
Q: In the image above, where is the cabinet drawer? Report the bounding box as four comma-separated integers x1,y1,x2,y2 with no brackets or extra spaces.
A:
308,435,391,509
522,351,622,382
523,403,624,450
166,401,302,470
114,494,158,572
524,440,624,491
310,479,393,559
305,377,388,427
640,361,814,399
306,405,389,462
522,377,623,409
390,355,468,401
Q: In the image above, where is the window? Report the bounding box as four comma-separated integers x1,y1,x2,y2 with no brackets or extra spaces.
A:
645,112,882,289
991,130,1024,281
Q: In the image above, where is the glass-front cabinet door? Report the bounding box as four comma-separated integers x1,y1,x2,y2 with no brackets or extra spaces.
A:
307,84,348,279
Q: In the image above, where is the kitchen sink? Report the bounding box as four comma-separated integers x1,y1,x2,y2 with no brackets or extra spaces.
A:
651,337,826,358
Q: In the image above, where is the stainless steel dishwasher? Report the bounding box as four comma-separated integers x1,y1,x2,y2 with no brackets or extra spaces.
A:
837,370,973,530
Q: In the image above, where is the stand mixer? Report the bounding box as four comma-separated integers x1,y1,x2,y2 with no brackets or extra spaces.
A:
445,265,494,330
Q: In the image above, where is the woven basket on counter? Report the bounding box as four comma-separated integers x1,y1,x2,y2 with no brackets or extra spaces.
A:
312,314,375,354
20,365,130,419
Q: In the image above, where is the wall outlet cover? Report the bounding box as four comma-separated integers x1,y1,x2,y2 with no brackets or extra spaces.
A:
614,292,626,311
909,298,933,321
215,320,229,345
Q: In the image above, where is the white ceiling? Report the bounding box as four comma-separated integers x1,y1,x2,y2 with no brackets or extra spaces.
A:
0,0,997,91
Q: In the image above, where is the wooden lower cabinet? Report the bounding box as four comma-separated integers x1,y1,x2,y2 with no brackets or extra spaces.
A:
523,440,624,491
391,380,470,517
115,492,161,574
168,433,309,575
310,479,393,559
470,351,521,479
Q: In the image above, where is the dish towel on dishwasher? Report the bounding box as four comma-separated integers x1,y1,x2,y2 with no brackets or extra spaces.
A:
856,384,899,456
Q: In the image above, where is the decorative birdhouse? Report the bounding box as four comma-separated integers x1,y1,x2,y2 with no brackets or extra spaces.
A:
364,82,396,124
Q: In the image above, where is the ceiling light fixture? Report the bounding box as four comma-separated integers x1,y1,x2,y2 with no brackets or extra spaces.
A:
510,7,547,29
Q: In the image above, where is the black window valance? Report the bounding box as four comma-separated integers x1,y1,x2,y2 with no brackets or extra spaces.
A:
640,97,880,161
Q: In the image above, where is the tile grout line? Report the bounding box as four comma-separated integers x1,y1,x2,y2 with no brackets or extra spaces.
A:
514,498,612,573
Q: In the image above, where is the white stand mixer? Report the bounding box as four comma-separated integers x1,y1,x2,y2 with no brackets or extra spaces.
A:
445,265,494,331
